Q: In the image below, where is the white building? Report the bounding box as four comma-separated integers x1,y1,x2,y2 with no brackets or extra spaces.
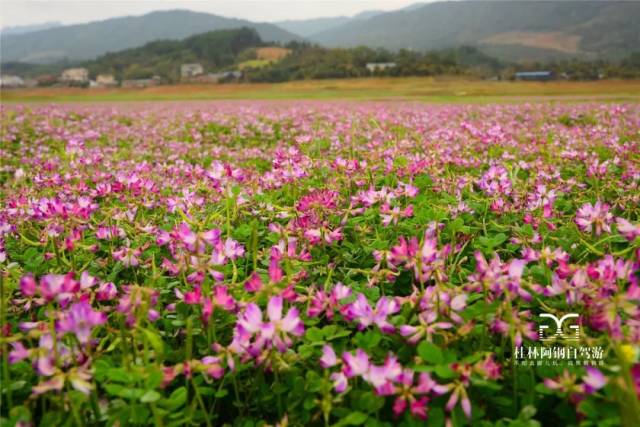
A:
0,75,25,88
60,68,89,84
366,62,397,73
96,74,117,87
181,63,204,79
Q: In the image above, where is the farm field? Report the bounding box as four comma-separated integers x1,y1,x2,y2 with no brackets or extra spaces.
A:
1,100,640,427
2,77,640,103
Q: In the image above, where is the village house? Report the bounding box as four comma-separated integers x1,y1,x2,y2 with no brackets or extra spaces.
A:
180,63,204,80
96,74,118,88
514,71,555,81
60,68,90,85
0,75,25,88
366,62,397,73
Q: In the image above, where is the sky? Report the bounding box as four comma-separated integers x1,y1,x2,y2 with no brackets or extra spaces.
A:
0,0,422,29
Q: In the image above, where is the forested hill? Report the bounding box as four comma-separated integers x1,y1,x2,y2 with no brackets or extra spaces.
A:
84,28,263,81
0,10,300,64
309,1,640,61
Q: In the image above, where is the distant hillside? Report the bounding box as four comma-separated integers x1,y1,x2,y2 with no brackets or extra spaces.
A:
1,21,62,35
84,27,262,81
275,9,383,38
274,17,350,38
310,1,640,61
0,10,301,64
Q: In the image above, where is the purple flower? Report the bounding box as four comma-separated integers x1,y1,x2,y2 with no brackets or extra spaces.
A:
320,345,338,368
9,342,30,364
616,217,640,241
57,301,107,344
347,294,399,333
236,296,304,354
343,349,370,378
583,367,607,393
575,201,613,235
112,246,142,267
331,371,348,393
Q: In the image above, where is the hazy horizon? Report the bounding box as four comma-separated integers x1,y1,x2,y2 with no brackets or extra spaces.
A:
0,0,424,30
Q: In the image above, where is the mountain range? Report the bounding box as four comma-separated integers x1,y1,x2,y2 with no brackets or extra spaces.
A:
310,1,640,61
274,10,385,37
0,10,300,64
1,21,62,36
1,1,639,65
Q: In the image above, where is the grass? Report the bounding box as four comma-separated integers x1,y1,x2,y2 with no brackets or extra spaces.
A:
237,59,273,70
2,76,640,103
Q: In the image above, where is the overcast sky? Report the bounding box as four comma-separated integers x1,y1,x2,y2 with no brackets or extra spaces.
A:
0,0,423,29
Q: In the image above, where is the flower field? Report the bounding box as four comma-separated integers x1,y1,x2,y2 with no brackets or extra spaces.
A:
1,101,639,427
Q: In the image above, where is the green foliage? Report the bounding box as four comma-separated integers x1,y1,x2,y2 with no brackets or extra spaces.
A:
86,27,263,82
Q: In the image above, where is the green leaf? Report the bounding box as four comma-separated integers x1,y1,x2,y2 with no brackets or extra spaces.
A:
106,368,133,383
491,233,508,246
434,365,457,379
417,341,443,365
577,400,597,419
427,408,445,427
163,386,187,411
342,411,368,425
140,390,161,403
141,328,164,360
354,330,382,350
306,327,324,342
215,389,228,398
145,368,163,390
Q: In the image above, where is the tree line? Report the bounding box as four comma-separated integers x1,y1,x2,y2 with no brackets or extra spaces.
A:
3,28,640,84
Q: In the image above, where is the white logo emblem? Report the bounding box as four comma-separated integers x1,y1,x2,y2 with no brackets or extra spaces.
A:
538,313,579,341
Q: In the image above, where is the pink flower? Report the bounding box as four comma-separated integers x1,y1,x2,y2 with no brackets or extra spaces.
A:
112,246,142,267
473,354,502,380
583,367,607,393
245,272,263,292
212,285,235,311
31,376,64,396
331,371,348,393
364,355,402,391
616,217,640,241
380,203,413,226
39,274,69,302
343,349,370,378
575,201,613,235
307,283,352,320
210,238,244,265
19,275,37,297
382,370,447,420
445,383,472,420
201,356,224,379
631,364,640,398
96,282,117,301
57,301,107,344
268,252,284,283
478,165,512,197
399,311,453,344
236,296,304,354
346,294,399,333
96,225,125,240
9,342,30,364
388,233,450,284
320,345,338,368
